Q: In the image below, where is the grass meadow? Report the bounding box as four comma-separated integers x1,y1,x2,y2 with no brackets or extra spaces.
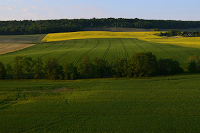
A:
1,74,200,132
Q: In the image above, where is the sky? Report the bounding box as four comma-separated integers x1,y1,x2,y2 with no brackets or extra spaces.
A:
1,0,200,21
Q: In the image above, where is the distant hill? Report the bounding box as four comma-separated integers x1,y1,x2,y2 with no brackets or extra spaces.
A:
1,18,200,35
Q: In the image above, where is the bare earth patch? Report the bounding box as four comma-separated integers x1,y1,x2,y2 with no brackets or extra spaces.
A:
0,43,34,55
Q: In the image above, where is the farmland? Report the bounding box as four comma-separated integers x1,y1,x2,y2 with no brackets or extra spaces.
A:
1,35,200,68
1,31,200,132
0,34,46,43
1,74,200,132
41,31,161,42
0,34,46,55
42,31,200,49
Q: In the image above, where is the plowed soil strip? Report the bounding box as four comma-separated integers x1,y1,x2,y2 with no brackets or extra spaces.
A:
0,43,35,55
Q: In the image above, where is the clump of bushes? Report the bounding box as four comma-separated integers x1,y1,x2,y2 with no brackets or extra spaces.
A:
187,55,200,73
158,58,183,75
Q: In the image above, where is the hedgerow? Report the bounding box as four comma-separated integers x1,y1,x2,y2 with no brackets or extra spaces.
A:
0,52,184,80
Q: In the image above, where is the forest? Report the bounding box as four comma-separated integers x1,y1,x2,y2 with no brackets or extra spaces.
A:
1,18,200,35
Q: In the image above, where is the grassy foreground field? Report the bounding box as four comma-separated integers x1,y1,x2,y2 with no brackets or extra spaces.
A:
1,74,200,132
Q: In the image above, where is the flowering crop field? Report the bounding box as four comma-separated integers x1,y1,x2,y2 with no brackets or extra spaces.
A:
41,31,160,42
143,36,200,49
1,74,200,132
42,31,200,49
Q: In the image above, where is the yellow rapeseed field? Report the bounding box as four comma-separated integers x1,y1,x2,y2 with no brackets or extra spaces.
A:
42,31,200,49
42,31,160,42
142,36,200,49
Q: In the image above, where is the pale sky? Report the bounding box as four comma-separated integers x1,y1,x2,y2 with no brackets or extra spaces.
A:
1,0,200,21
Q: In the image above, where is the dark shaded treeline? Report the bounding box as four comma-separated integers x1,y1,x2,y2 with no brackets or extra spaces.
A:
0,52,185,80
1,18,200,35
159,30,200,37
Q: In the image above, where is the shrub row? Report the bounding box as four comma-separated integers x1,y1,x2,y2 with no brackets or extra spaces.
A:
0,52,184,80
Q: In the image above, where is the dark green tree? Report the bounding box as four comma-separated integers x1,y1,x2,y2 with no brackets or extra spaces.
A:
113,57,126,77
63,62,77,80
34,57,43,79
93,57,108,78
5,64,13,79
44,58,62,80
13,56,24,79
126,52,158,77
22,57,34,79
0,61,6,79
158,58,183,75
187,55,200,72
187,61,197,73
169,30,175,36
77,55,93,78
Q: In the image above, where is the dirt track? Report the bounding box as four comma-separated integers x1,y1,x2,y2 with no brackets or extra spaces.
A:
0,43,34,55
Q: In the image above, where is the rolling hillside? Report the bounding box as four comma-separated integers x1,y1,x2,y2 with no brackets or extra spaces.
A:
0,38,200,68
1,31,200,68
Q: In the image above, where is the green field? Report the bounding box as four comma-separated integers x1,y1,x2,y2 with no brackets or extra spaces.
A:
1,74,200,132
1,38,200,68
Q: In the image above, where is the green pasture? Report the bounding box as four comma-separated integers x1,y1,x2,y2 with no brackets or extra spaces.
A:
1,74,200,132
0,34,46,43
1,38,200,68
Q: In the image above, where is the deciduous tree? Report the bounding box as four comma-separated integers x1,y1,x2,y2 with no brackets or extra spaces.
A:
22,57,34,79
77,55,93,78
34,57,43,79
63,62,77,80
0,61,6,79
44,58,62,80
13,56,24,79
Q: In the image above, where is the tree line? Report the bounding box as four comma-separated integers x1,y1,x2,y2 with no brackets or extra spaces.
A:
1,18,200,35
159,30,200,37
0,52,185,80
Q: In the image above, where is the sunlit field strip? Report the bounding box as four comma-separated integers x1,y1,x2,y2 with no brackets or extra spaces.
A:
42,31,160,42
139,34,200,49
